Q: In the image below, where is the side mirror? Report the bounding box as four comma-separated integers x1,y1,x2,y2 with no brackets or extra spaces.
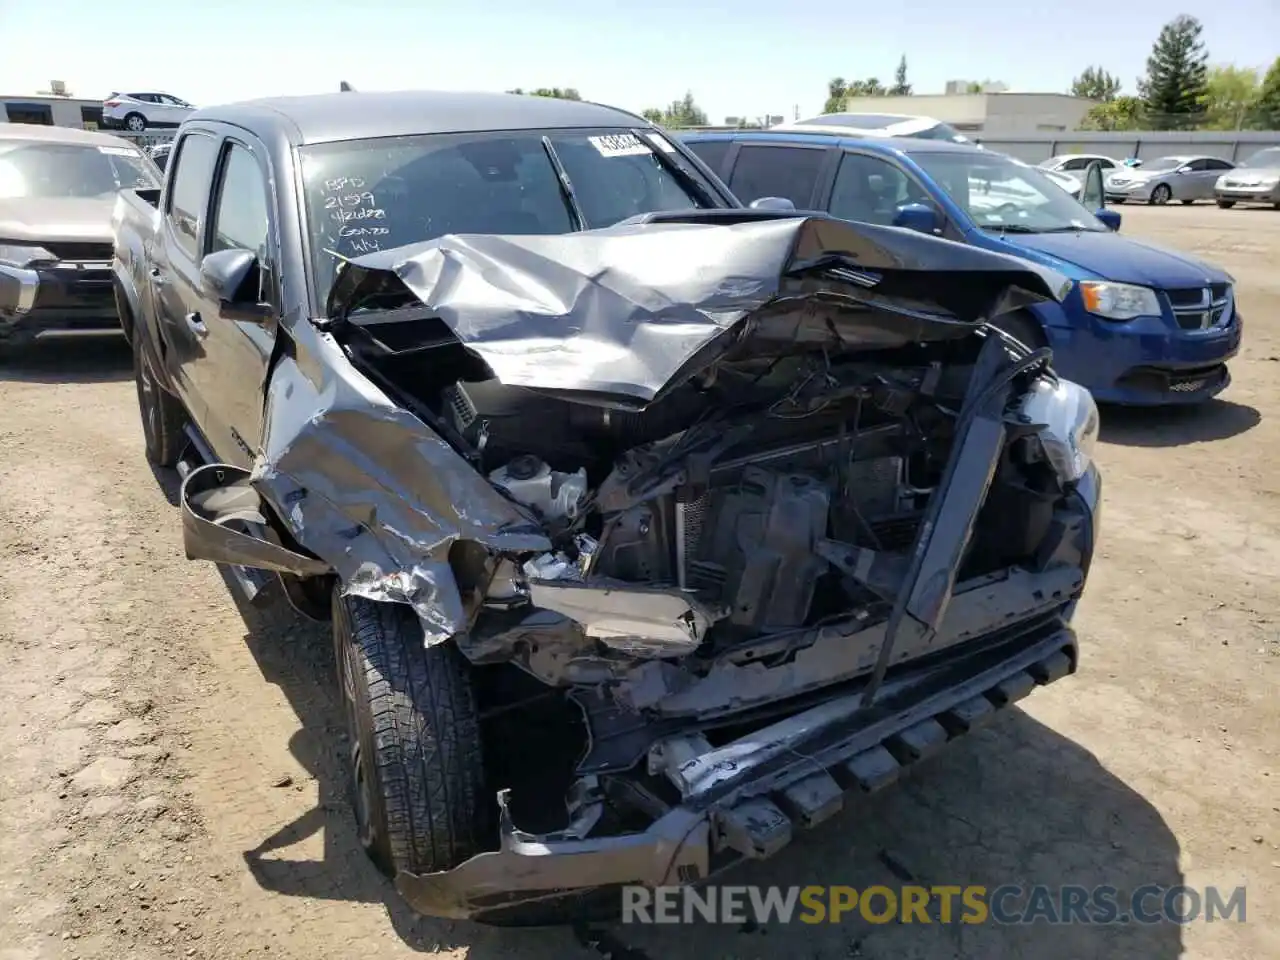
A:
1095,209,1122,232
199,248,270,322
892,202,940,234
1176,166,1193,174
749,196,796,212
1080,161,1106,211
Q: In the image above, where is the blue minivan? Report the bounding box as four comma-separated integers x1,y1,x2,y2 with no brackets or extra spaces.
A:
681,132,1242,405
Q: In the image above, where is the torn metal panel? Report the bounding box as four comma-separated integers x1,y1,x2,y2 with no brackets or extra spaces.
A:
180,463,331,577
527,579,723,658
328,215,1070,403
245,329,550,639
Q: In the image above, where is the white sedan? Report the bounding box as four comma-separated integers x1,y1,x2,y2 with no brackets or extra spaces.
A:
102,92,195,132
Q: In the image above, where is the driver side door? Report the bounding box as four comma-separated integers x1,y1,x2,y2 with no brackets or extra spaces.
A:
183,133,279,469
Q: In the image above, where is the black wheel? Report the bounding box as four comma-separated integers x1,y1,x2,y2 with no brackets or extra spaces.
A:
1180,199,1195,205
133,333,186,467
333,590,487,878
1149,183,1172,205
1217,200,1236,209
990,310,1048,353
124,112,147,132
1110,197,1126,204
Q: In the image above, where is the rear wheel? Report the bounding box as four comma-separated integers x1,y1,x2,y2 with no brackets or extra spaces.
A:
133,332,186,467
1149,183,1172,205
333,590,487,877
124,112,146,132
1217,200,1236,209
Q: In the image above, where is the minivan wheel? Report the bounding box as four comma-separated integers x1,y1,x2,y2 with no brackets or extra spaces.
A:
133,333,186,467
332,590,487,878
124,112,146,132
1150,183,1172,205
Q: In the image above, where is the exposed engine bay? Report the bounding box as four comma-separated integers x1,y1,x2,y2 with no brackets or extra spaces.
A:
341,321,1071,698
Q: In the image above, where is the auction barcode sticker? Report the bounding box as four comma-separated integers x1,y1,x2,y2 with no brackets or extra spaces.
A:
589,134,652,157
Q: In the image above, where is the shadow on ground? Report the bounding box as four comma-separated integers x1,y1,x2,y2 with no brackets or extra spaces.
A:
0,339,132,383
1100,398,1261,448
225,580,1183,960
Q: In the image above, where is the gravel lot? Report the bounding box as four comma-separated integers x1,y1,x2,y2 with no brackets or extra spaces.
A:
1,204,1277,960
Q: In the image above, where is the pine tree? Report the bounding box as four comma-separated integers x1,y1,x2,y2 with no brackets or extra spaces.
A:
1138,15,1209,129
1071,66,1121,102
890,56,912,96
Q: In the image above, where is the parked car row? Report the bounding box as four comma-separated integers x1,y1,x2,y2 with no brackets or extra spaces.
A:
1036,149,1280,209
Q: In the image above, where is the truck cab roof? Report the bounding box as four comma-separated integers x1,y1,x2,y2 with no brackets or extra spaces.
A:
193,90,649,146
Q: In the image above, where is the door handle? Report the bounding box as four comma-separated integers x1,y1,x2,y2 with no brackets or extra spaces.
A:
184,312,208,338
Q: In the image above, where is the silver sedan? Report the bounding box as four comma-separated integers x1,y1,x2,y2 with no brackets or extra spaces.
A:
1104,155,1236,205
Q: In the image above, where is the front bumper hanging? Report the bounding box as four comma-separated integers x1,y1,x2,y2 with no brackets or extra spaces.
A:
396,616,1077,921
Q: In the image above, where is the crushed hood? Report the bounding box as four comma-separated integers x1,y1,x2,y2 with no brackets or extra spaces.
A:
327,213,1071,403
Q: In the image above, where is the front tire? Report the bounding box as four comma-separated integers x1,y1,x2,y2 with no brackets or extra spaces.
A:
1217,200,1236,209
333,590,487,878
133,332,186,467
1149,183,1172,205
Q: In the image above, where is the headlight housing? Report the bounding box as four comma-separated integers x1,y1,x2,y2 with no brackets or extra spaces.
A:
0,242,56,268
1079,280,1161,321
1019,377,1100,483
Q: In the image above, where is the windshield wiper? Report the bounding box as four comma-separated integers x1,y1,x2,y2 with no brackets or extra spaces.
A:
980,223,1041,234
1034,225,1103,234
541,136,588,232
630,128,720,208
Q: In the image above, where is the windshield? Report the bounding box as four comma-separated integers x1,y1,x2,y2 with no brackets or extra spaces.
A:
1241,147,1280,168
0,142,157,199
300,128,714,310
911,151,1106,233
1139,157,1183,173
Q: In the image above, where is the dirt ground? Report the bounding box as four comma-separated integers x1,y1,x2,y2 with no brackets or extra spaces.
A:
1,204,1277,960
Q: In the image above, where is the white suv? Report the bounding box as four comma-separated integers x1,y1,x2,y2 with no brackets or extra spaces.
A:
102,92,195,132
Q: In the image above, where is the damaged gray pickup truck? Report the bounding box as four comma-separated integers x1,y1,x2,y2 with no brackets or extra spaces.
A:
112,91,1102,922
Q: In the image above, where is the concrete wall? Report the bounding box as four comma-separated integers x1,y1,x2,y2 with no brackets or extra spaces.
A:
973,131,1280,164
834,93,1096,133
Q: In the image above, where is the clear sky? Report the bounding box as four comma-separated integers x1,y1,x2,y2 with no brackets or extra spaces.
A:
1,0,1275,122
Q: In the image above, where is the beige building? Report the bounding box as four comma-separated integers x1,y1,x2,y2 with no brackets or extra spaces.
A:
839,93,1097,134
0,93,106,128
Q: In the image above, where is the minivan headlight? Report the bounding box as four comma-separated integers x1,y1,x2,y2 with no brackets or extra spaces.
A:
1079,280,1161,321
1019,377,1100,483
